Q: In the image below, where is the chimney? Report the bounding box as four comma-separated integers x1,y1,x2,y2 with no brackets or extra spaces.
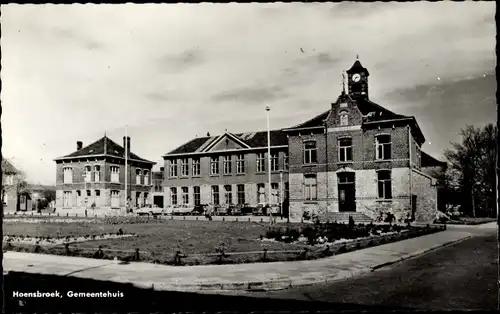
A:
123,136,131,155
77,141,83,150
207,132,211,137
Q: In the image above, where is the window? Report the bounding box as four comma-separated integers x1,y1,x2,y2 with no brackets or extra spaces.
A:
339,137,353,162
223,155,232,174
144,192,149,206
136,169,142,185
192,158,201,176
210,157,219,175
303,141,317,164
271,152,279,172
63,167,73,184
224,185,232,204
376,135,392,160
284,153,289,170
63,191,72,208
86,190,91,197
236,154,245,174
304,174,317,200
84,166,92,183
181,187,189,205
143,170,149,185
180,158,189,176
169,159,178,177
271,183,279,204
154,179,162,193
237,184,245,204
256,152,265,172
378,170,392,199
340,114,349,126
257,183,266,203
110,166,120,183
211,185,220,205
95,190,100,206
170,187,178,205
193,186,201,205
94,165,101,182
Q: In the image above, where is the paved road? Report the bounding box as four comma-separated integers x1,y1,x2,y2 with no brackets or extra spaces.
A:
218,228,498,310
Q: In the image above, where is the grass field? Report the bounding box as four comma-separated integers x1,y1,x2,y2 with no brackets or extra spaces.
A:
3,218,441,265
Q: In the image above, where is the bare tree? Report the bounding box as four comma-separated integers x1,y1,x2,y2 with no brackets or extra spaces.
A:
444,124,497,218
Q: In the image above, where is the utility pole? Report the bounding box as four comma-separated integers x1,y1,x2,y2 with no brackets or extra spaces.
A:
125,125,128,214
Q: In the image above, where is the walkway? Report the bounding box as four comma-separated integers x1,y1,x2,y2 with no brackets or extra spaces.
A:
4,230,472,292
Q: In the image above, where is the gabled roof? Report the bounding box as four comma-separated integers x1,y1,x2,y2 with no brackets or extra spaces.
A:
421,151,448,169
165,130,288,156
285,110,330,130
54,136,155,164
356,98,409,121
1,159,18,174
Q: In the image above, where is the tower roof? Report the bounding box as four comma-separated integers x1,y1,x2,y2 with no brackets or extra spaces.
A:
346,59,369,75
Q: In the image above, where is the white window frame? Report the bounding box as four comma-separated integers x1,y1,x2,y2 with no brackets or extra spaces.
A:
169,159,178,177
256,152,265,172
211,185,220,204
94,165,101,182
236,154,245,174
192,158,201,176
338,137,353,162
181,186,189,205
304,174,317,201
375,134,392,160
84,165,92,183
271,152,279,172
237,184,245,204
303,141,317,165
193,186,201,205
110,166,120,183
63,167,73,184
223,155,232,175
210,157,219,175
271,182,279,204
257,183,266,203
224,185,232,204
136,169,142,185
170,187,178,205
143,170,149,186
180,158,189,177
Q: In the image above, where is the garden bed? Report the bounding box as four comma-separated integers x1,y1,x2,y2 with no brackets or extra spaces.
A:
3,219,444,266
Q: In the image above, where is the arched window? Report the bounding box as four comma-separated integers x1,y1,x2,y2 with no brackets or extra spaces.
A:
136,169,142,185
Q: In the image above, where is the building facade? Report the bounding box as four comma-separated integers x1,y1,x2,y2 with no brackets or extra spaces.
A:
163,131,290,212
284,59,445,222
1,159,32,213
162,59,446,222
54,136,155,212
152,168,164,208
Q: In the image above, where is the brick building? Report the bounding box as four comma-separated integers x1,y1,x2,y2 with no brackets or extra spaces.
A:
284,59,445,222
1,158,32,213
163,131,290,211
54,136,155,212
162,59,446,222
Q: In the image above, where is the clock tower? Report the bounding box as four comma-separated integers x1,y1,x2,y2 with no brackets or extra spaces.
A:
346,57,370,99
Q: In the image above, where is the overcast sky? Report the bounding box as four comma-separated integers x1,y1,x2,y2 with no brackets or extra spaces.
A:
2,2,496,185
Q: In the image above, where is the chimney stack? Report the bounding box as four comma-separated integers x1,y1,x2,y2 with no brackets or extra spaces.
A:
77,141,83,150
123,136,131,156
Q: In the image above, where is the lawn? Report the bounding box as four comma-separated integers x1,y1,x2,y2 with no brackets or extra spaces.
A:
3,217,443,265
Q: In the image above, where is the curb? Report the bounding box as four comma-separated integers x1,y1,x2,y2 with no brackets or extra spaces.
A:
371,234,472,271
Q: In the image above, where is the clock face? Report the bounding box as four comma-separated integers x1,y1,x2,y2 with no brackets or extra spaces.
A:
352,73,361,82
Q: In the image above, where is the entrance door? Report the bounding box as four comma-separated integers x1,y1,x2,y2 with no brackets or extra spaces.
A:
111,190,120,208
338,173,356,212
154,195,164,208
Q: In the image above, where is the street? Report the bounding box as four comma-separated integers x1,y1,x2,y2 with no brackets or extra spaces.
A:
224,226,498,310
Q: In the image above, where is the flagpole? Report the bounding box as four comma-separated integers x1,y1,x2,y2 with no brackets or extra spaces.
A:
125,125,128,213
266,106,272,208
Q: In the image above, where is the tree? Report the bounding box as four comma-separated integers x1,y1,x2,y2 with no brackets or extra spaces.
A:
1,159,28,206
444,124,497,218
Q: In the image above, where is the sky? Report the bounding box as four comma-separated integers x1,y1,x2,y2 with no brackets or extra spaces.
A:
1,2,496,185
